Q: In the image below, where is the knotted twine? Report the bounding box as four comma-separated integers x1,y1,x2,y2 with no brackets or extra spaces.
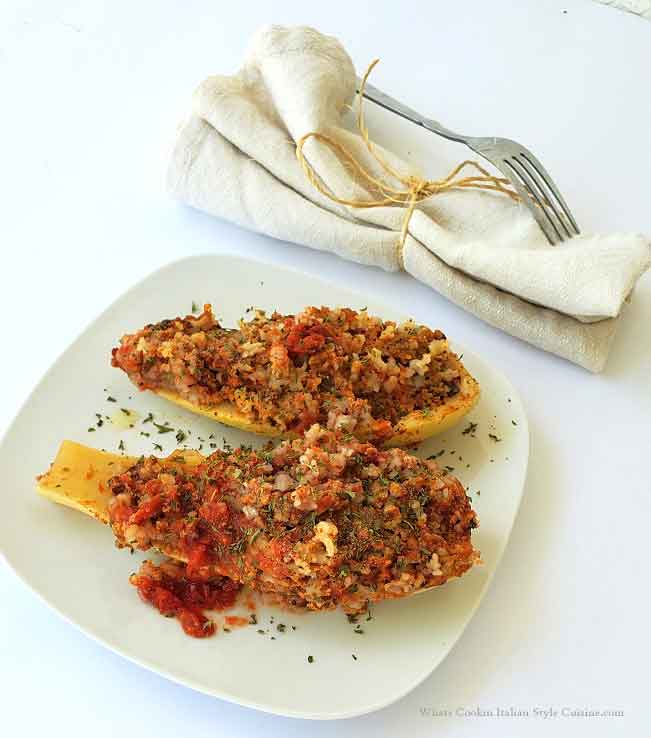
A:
296,60,519,267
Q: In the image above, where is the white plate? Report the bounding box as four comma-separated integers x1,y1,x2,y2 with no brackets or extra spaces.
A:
0,254,528,720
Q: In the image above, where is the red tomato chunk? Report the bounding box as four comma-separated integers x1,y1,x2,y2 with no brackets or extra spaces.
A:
130,560,241,638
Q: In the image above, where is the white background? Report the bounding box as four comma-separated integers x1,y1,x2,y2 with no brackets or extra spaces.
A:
1,1,649,736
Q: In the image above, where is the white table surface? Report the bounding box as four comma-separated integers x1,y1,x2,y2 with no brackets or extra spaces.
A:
1,1,649,736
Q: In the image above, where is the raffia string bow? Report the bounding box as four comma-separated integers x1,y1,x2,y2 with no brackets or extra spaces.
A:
296,60,519,262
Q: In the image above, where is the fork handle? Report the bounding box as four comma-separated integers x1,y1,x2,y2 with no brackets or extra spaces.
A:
359,80,469,144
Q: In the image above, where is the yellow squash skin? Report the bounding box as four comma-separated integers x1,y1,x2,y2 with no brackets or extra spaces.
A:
156,391,285,438
155,357,479,448
36,442,135,522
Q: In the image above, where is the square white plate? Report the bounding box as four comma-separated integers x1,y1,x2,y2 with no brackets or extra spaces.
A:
0,254,528,719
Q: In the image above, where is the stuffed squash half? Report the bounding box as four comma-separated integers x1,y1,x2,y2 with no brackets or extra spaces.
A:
37,426,479,617
111,305,479,447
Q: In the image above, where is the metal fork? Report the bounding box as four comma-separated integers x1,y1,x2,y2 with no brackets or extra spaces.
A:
358,78,580,245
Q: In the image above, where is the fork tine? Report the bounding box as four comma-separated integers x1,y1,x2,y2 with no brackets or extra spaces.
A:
518,151,580,235
494,160,557,245
514,155,574,240
502,158,563,244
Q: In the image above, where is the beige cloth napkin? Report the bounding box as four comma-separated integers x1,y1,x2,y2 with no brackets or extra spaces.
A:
167,25,650,372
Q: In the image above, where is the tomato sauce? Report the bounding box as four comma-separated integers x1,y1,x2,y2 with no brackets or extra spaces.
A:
130,560,241,638
224,615,250,628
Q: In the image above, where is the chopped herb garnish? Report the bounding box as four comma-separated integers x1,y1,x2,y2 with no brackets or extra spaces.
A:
153,443,163,452
154,422,174,434
106,396,117,403
249,614,257,625
307,655,314,663
120,408,131,415
511,420,518,426
191,301,199,313
276,623,286,632
140,431,150,437
427,450,445,460
175,430,187,444
87,427,96,433
488,433,502,442
142,412,154,424
257,629,266,635
353,626,364,635
249,530,261,546
118,440,125,452
462,422,478,436
352,654,358,661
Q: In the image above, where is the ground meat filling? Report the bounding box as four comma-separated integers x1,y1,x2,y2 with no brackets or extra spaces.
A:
111,306,463,443
107,426,479,614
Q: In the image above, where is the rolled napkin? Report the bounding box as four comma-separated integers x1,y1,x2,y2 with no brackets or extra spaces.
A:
167,25,650,372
